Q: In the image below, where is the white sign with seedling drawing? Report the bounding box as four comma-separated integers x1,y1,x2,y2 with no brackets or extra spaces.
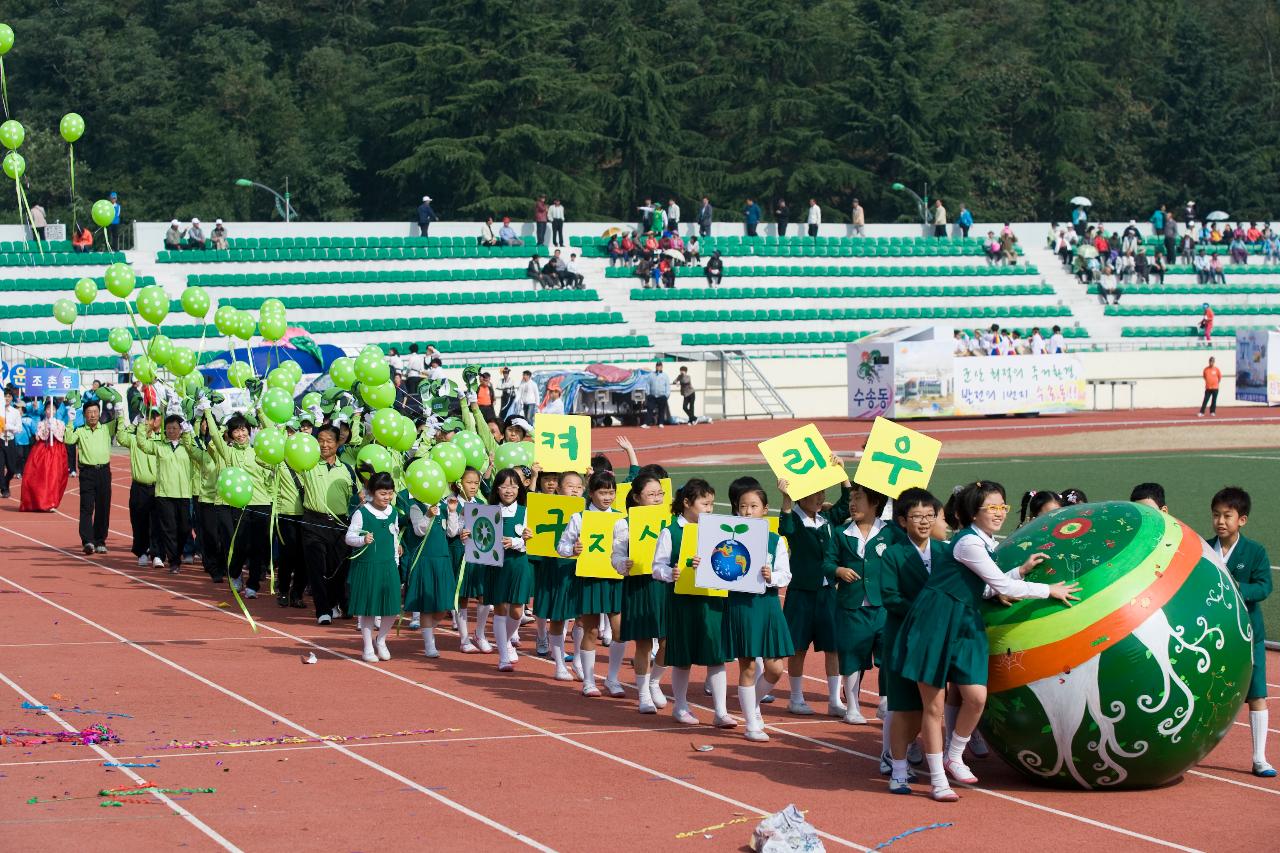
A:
694,513,768,594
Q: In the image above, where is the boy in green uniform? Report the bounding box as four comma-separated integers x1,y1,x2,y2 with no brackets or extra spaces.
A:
1206,486,1274,777
64,398,119,554
135,415,193,573
300,424,359,625
116,407,162,567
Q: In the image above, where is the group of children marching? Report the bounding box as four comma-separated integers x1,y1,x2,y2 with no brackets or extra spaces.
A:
108,392,1274,802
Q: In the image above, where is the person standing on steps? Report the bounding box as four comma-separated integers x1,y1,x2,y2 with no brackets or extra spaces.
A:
416,195,438,238
1199,356,1221,417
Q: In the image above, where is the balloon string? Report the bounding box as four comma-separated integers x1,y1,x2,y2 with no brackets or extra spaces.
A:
121,299,146,359
224,514,258,633
452,558,468,611
0,58,7,119
67,143,76,226
16,180,43,257
267,470,280,596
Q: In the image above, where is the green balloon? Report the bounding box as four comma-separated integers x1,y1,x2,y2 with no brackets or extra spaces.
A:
253,426,287,466
137,284,170,325
261,387,294,424
356,443,393,478
183,372,206,395
217,467,254,509
0,24,13,55
370,408,402,446
2,151,24,180
233,310,256,341
300,392,322,410
260,298,286,318
266,366,295,392
132,355,157,384
74,277,97,305
354,352,390,387
107,327,133,355
59,112,85,144
452,431,488,472
390,417,418,452
104,263,136,299
226,361,253,389
429,442,466,481
285,431,320,473
52,298,78,326
259,314,286,342
0,120,23,151
213,305,238,337
328,357,356,390
495,441,534,470
406,458,448,504
169,346,196,377
360,380,395,410
181,286,210,319
147,334,174,367
91,199,115,228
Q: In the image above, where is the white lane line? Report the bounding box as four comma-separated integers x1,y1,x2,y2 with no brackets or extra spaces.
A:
0,634,334,648
1186,770,1280,795
0,530,869,852
0,669,242,852
0,565,557,852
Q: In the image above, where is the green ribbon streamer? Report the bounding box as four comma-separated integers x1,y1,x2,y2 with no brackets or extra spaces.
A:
0,57,7,119
395,513,435,637
223,513,258,633
452,558,468,611
67,142,76,225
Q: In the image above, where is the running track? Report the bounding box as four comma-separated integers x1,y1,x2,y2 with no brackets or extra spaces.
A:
2,454,1279,851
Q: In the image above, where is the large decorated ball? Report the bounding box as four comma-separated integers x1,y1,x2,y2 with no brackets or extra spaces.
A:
980,501,1252,790
709,538,751,582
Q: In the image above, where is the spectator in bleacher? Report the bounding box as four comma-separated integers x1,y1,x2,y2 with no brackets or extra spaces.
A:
164,219,182,251
984,230,1000,265
477,373,496,423
417,195,438,237
1150,204,1166,237
1135,246,1149,282
704,250,724,287
1247,222,1262,243
774,198,790,236
497,366,515,416
1183,200,1196,228
528,253,552,289
743,198,761,237
697,197,713,237
642,231,658,258
850,198,865,237
72,224,94,253
669,229,685,255
1265,231,1280,263
999,227,1019,264
807,198,821,238
1122,223,1140,255
653,203,668,236
1149,252,1166,285
1210,253,1226,284
957,204,973,238
28,203,46,242
1118,251,1135,285
1179,233,1196,265
668,198,681,233
1097,265,1121,304
1208,223,1222,244
211,219,229,250
1197,222,1211,244
1071,204,1088,231
1049,325,1066,353
637,198,654,234
606,235,624,266
541,255,562,289
658,230,674,252
1029,326,1046,355
565,253,584,289
686,234,701,263
1193,249,1211,283
641,362,670,428
109,191,122,249
658,256,675,289
551,249,572,288
549,198,565,247
932,199,947,238
499,217,521,246
479,216,499,246
1162,213,1178,262
1200,304,1214,345
404,344,425,395
635,256,655,288
1230,233,1248,265
187,218,206,251
516,371,539,423
1053,227,1072,267
620,232,637,263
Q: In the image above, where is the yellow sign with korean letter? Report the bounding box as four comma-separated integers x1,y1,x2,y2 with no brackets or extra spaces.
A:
534,413,591,473
627,505,670,576
853,417,941,498
672,523,728,598
525,493,585,558
612,477,673,511
758,423,847,500
574,509,622,579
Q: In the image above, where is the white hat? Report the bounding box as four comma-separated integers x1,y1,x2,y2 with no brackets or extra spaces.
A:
170,218,179,226
215,218,223,225
423,195,433,202
192,217,200,224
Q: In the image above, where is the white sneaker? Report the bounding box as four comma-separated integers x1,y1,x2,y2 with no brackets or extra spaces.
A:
827,701,848,717
234,576,246,592
744,728,770,743
638,697,657,714
375,639,391,661
152,557,164,569
362,649,378,663
331,604,343,619
649,680,668,708
907,741,924,765
944,757,979,785
474,634,494,654
673,709,699,725
657,423,665,429
137,555,149,567
408,618,421,631
317,614,332,626
639,424,650,429
603,679,625,698
842,708,868,725
554,666,574,681
535,639,550,656
787,700,815,716
243,587,257,599
460,639,479,654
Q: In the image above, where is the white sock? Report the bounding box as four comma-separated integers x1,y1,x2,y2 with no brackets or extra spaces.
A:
882,710,893,757
581,649,597,688
550,633,567,672
845,672,862,713
455,607,470,643
650,663,667,689
494,614,510,663
827,675,842,705
607,641,626,684
356,615,364,630
536,617,549,644
411,611,420,622
637,672,652,706
739,684,760,731
376,618,392,642
361,626,374,656
925,752,947,790
598,612,610,638
789,673,806,703
947,733,971,765
672,667,691,714
1251,710,1269,764
944,703,959,746
476,604,492,640
572,622,584,655
890,757,909,782
708,665,729,717
506,615,521,643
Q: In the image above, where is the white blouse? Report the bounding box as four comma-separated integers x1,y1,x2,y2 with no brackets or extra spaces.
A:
344,502,398,547
953,527,1050,599
555,503,613,557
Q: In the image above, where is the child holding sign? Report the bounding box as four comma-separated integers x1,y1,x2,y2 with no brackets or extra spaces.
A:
725,483,794,742
449,467,491,653
557,471,623,697
485,468,531,672
894,481,1080,801
343,472,403,663
610,473,672,714
652,479,736,728
528,471,586,681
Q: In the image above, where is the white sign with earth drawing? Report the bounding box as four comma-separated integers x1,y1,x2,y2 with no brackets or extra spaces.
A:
693,513,768,594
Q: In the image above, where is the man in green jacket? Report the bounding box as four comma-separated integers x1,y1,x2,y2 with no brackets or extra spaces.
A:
64,398,119,554
137,415,194,574
117,406,162,567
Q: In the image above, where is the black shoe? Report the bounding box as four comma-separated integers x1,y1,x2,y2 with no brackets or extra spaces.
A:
210,572,225,583
277,594,289,607
83,543,94,555
94,545,107,554
1,491,9,498
290,597,306,609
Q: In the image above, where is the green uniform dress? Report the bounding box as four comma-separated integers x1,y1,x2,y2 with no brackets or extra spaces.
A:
1208,534,1272,700
453,496,488,601
534,554,579,621
663,519,728,668
346,504,403,617
569,508,624,615
488,503,534,606
827,519,904,677
881,540,944,712
895,527,994,688
723,533,795,659
618,516,670,641
400,493,455,614
778,508,839,653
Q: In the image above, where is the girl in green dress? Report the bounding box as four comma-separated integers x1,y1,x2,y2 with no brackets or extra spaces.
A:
653,479,736,728
447,467,489,653
399,488,454,659
485,468,532,672
528,467,560,656
557,470,622,697
527,470,584,681
725,484,795,742
344,472,403,663
894,480,1079,801
610,473,671,714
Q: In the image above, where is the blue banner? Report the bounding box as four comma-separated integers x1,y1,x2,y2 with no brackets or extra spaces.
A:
12,366,80,395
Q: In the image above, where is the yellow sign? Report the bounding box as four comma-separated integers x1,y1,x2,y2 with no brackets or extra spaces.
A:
853,416,941,498
627,505,670,576
672,523,728,597
525,493,585,558
534,414,591,473
612,477,673,511
758,423,847,500
768,515,778,534
574,510,622,579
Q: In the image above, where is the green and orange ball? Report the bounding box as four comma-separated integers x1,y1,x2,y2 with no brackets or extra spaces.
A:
981,501,1253,790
